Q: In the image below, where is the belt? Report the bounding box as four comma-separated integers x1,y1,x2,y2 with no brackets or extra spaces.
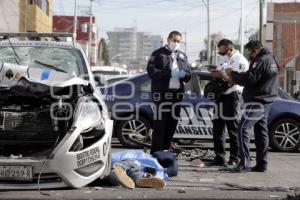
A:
223,90,241,96
168,89,181,92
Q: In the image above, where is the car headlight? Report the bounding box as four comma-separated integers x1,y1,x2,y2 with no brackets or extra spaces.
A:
97,97,110,120
73,99,102,132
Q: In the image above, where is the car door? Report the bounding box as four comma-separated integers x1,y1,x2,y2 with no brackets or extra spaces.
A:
174,72,215,140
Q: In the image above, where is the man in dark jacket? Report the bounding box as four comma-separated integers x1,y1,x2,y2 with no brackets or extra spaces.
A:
147,31,191,154
225,40,279,172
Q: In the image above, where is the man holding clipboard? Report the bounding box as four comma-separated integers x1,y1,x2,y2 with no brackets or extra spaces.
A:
209,39,249,167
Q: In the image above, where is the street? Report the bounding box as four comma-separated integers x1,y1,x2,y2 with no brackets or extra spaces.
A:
0,141,299,200
1,0,300,200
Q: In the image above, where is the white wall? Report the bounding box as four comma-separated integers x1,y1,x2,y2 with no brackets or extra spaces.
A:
0,0,19,32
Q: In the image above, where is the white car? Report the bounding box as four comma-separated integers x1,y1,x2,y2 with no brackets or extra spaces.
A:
0,33,113,189
91,66,128,86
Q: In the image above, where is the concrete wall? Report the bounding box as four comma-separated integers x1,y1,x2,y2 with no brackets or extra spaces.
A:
0,0,20,32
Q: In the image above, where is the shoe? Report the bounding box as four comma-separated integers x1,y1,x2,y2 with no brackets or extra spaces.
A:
113,166,135,189
251,165,267,172
206,159,226,167
219,162,238,171
230,165,251,173
227,160,239,167
135,177,166,189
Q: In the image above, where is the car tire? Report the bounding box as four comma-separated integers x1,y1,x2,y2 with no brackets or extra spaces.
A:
116,116,151,148
269,118,300,152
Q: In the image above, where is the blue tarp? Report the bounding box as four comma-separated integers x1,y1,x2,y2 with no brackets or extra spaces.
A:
112,150,169,181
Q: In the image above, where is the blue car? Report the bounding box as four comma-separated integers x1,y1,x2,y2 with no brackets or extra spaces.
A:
100,71,300,152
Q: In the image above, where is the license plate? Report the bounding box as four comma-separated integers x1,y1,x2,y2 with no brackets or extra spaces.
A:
0,166,33,181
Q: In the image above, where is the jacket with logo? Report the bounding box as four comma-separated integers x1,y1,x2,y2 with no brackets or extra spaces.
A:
231,48,279,103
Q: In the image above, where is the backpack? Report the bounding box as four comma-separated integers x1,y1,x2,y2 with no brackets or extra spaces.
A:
152,151,178,177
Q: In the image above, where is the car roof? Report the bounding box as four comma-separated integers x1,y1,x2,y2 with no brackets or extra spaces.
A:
115,70,210,81
0,40,82,50
91,66,127,72
107,74,134,79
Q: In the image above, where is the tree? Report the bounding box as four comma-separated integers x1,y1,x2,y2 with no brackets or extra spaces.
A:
203,32,224,49
200,32,224,64
99,38,110,65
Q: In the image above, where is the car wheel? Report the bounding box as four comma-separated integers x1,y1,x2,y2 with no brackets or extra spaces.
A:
116,116,151,148
269,118,300,152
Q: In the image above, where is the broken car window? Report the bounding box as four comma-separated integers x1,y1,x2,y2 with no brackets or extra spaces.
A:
0,47,86,76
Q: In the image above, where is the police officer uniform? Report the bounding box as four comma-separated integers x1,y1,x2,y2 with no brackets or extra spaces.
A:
212,50,249,166
147,46,191,154
230,47,279,172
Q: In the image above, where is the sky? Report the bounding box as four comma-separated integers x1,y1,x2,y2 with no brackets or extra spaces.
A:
54,0,298,62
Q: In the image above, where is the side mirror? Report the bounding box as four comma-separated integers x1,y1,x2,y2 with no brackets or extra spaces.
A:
94,75,104,87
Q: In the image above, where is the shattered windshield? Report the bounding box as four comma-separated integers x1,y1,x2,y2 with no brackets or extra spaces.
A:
0,46,87,76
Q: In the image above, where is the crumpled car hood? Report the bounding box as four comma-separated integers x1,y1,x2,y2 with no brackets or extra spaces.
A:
0,63,89,87
0,63,89,99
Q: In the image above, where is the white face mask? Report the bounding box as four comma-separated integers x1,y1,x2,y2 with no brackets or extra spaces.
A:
169,42,180,51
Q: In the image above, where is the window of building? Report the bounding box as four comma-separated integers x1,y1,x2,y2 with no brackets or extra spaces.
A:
37,0,49,15
29,0,36,5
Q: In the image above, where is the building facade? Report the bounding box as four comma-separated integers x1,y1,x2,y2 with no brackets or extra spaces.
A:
20,0,53,32
0,0,52,33
265,2,300,95
107,28,163,73
0,0,20,32
52,15,99,66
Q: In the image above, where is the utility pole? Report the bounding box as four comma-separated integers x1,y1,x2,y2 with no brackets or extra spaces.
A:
295,20,297,58
294,20,297,94
202,0,210,64
88,0,94,62
183,31,187,54
259,0,264,42
73,0,78,42
241,0,245,55
207,0,211,64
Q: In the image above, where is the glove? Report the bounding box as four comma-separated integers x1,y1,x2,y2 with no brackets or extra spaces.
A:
178,70,186,78
171,70,181,78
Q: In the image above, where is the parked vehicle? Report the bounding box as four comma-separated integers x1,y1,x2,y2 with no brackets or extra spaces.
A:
92,66,128,86
0,33,113,189
101,71,300,152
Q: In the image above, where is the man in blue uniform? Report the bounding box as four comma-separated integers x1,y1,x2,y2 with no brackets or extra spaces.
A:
147,31,191,154
225,40,279,172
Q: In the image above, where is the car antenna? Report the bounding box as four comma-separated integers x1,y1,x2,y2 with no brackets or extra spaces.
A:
5,36,22,65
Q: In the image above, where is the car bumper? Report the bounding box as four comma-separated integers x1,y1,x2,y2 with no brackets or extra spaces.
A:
0,119,113,189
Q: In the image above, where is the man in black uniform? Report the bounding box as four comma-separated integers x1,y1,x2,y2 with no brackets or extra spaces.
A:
225,40,279,172
147,31,191,154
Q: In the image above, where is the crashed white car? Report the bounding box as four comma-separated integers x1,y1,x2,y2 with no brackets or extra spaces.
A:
0,33,113,189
